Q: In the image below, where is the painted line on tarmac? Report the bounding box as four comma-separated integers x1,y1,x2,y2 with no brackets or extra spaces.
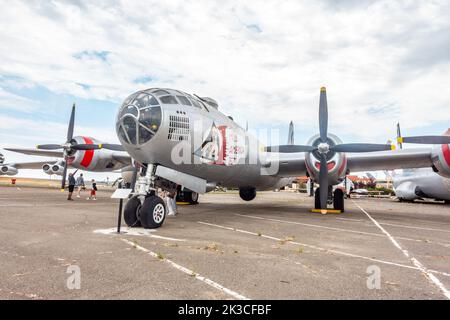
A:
235,214,450,248
121,238,249,300
94,228,186,242
198,221,450,279
353,200,450,300
339,216,450,234
375,222,450,234
335,217,365,222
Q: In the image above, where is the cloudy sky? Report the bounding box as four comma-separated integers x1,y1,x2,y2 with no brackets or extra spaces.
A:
1,0,450,179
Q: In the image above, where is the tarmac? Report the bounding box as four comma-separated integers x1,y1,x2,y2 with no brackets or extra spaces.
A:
1,186,450,300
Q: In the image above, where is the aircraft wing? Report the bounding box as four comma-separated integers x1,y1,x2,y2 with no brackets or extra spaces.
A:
112,152,132,165
266,153,308,177
346,148,432,172
268,148,433,177
4,147,63,158
5,161,53,170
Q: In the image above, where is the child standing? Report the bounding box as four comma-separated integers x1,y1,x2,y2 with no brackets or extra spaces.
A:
87,179,97,200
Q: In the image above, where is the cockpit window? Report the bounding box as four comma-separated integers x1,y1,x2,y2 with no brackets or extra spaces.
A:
120,105,139,118
177,95,191,106
152,89,170,96
122,116,137,145
139,107,161,132
160,95,178,104
190,98,202,109
117,91,162,145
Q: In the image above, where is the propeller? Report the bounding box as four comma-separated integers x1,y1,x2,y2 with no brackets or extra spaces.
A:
35,104,77,190
36,104,125,190
265,87,394,209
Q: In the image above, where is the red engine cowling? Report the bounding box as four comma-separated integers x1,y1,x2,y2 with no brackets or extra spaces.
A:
431,130,450,178
68,136,122,172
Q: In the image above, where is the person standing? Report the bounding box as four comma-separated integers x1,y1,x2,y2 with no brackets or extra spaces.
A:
67,173,76,201
76,173,85,198
87,179,97,200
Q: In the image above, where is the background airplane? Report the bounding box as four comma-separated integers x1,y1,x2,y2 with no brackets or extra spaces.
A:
392,124,450,203
83,87,450,228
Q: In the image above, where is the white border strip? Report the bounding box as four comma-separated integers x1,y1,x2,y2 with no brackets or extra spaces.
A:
352,200,450,300
121,238,249,300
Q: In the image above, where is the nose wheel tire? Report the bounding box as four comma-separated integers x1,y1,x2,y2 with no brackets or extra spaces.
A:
139,195,167,229
124,196,142,227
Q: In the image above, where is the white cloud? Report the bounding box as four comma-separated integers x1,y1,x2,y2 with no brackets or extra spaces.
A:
0,0,449,144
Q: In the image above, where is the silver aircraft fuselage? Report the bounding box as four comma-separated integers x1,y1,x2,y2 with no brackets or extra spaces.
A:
116,88,297,190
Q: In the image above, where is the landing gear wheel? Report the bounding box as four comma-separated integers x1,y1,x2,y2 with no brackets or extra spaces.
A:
124,196,142,227
314,187,321,209
333,189,345,212
183,191,199,204
239,188,256,201
139,196,166,229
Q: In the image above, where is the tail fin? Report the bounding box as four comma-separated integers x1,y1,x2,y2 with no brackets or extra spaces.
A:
288,121,294,145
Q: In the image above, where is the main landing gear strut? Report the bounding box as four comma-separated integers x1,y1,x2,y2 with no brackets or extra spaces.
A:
124,164,167,229
314,186,345,212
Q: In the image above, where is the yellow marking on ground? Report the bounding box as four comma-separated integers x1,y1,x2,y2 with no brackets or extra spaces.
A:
310,209,342,214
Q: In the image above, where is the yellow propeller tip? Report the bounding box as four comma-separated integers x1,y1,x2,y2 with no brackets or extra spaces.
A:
391,145,396,150
60,188,65,192
320,87,326,92
397,137,404,143
98,144,103,149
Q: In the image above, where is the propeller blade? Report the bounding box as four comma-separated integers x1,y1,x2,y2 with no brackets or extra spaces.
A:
319,154,328,209
36,144,63,150
66,103,75,143
401,135,450,145
71,143,124,151
331,143,393,153
60,161,68,191
102,143,125,151
396,123,403,149
319,87,328,142
71,144,101,150
265,145,317,153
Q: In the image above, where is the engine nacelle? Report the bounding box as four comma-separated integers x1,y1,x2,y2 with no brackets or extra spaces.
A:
304,133,348,185
431,143,450,178
43,162,65,176
0,165,18,176
42,163,52,175
67,136,123,172
51,164,64,175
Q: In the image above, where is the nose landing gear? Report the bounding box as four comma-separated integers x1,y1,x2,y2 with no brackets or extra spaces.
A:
314,187,345,212
123,164,167,229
